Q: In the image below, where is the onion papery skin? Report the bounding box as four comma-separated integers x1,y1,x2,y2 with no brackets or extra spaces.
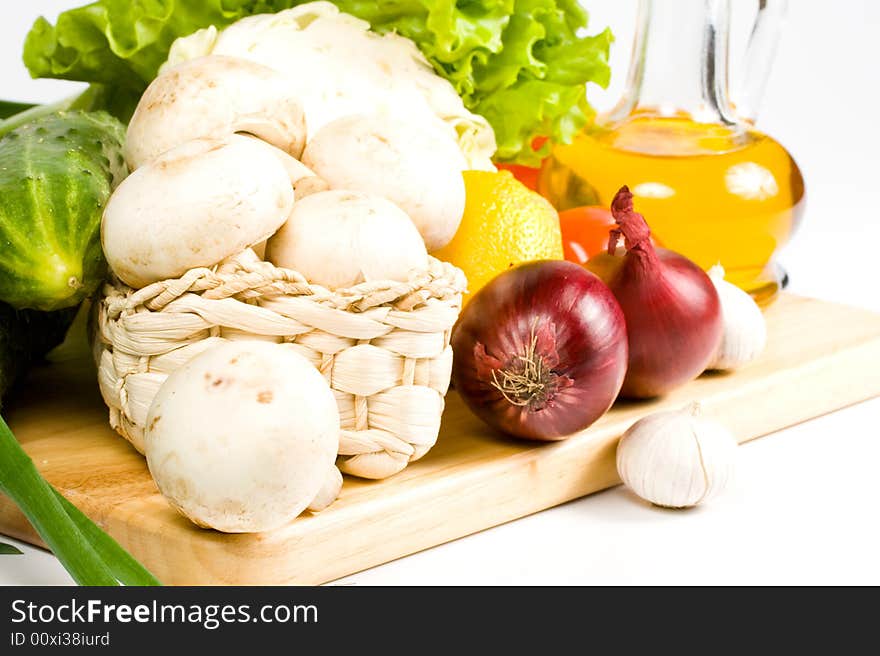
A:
451,260,628,441
589,248,723,398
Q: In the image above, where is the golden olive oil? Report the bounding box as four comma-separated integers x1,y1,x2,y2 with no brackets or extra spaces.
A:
538,114,805,301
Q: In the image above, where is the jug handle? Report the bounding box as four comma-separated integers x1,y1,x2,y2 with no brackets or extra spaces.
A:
738,0,788,123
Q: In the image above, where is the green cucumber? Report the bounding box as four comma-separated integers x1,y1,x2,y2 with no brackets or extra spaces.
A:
0,110,126,311
0,302,76,400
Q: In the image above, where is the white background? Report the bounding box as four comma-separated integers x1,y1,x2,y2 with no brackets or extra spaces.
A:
1,1,878,585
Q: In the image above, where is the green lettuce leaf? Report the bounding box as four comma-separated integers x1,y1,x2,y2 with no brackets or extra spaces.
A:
23,1,301,122
22,0,611,165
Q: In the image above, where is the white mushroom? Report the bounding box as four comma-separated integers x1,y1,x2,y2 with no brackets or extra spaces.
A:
265,189,428,290
144,340,341,533
303,113,467,251
125,55,307,170
102,135,294,288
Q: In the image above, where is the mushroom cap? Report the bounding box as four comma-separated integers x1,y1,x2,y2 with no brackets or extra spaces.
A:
303,113,467,251
125,55,307,170
145,340,340,533
103,135,294,288
265,189,428,290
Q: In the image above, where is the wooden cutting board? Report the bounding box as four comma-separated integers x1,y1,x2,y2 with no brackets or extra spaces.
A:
1,294,879,585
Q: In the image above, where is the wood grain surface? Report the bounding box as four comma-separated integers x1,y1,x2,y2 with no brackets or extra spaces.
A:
1,294,879,585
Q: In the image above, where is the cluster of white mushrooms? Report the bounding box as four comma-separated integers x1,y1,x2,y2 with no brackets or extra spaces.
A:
101,19,479,531
104,54,470,290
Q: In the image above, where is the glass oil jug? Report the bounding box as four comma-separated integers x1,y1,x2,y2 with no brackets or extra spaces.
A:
539,0,805,302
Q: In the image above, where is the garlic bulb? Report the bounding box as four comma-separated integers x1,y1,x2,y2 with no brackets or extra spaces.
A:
708,265,767,370
616,403,737,508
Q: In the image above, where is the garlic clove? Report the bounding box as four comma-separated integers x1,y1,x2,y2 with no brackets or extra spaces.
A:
708,265,767,371
616,403,738,509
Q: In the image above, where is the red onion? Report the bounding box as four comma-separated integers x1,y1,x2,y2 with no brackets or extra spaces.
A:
451,260,628,440
586,187,723,398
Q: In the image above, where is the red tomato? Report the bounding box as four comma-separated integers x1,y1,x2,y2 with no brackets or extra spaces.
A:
558,206,617,264
495,163,541,191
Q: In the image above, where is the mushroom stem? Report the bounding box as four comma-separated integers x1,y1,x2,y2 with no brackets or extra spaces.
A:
244,137,330,200
307,466,343,512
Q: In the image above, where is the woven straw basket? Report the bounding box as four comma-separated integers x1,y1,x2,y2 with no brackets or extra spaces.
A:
92,248,466,480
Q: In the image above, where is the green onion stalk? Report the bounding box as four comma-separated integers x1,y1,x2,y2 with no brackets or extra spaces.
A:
0,415,160,585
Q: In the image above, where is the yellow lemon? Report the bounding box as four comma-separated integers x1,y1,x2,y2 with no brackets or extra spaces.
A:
434,170,563,305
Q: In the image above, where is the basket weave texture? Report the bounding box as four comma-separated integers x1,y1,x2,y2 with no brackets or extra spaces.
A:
93,248,466,480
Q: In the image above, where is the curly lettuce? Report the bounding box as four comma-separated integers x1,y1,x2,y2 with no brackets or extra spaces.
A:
23,0,611,165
